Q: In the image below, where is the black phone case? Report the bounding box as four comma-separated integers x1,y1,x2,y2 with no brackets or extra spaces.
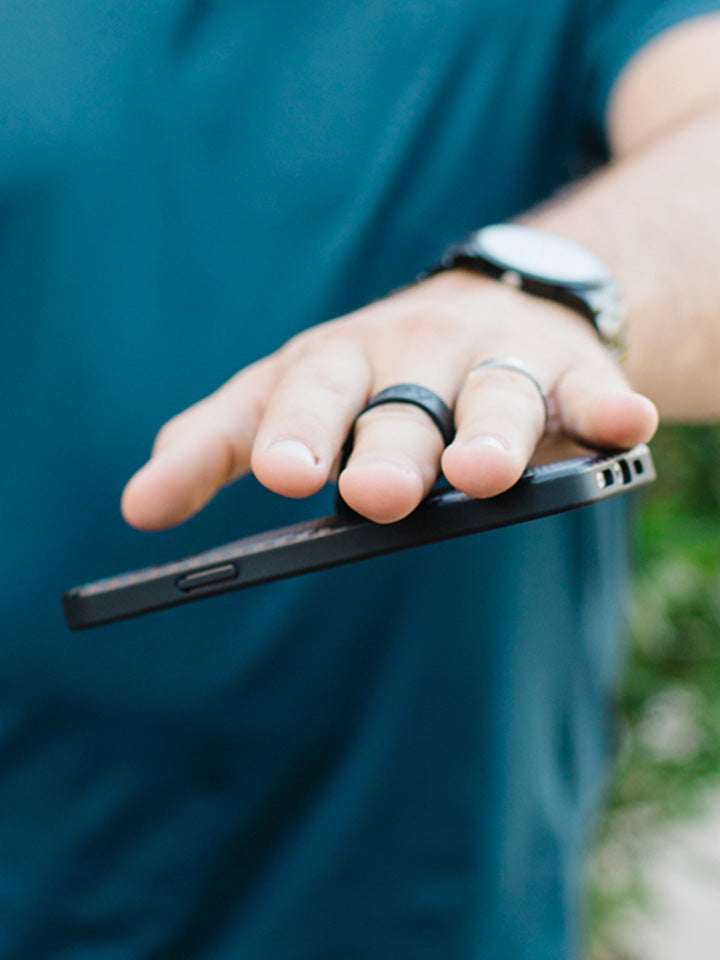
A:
63,445,654,630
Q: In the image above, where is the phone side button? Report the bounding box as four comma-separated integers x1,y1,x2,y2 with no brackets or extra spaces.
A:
176,563,239,592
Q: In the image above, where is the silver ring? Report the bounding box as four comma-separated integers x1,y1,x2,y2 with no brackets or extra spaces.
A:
469,357,549,432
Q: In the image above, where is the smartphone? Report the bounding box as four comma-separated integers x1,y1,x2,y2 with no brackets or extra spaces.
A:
63,444,655,630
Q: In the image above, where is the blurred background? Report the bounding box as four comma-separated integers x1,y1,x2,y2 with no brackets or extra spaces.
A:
588,425,720,959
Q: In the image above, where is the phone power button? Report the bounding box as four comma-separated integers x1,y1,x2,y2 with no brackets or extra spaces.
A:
176,563,238,592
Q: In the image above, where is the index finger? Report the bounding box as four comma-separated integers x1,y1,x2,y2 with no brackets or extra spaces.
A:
120,359,276,530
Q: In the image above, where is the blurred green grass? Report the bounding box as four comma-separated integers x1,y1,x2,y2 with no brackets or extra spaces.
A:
589,425,720,956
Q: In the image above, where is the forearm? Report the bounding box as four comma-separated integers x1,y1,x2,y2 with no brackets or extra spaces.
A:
528,107,720,422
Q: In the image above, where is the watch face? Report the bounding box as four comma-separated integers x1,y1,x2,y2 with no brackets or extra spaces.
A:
472,224,612,287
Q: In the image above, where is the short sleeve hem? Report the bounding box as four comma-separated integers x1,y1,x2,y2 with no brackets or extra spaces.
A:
584,1,720,153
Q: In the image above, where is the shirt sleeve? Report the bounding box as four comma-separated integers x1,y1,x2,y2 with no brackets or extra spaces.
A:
581,0,720,151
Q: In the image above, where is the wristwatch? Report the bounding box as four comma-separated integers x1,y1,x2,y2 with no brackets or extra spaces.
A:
427,223,627,357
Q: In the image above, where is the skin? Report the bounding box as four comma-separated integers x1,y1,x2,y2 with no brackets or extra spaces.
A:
122,14,720,530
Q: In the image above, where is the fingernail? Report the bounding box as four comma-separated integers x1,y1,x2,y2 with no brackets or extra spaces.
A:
457,435,509,451
267,438,318,466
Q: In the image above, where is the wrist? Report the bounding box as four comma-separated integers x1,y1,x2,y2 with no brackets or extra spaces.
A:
408,265,610,352
425,223,627,358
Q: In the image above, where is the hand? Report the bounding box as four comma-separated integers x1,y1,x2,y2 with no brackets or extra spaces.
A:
121,270,658,529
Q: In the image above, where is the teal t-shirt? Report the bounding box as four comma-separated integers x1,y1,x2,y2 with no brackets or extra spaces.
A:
0,2,716,958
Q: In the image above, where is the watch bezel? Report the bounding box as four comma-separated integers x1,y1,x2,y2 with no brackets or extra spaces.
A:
464,224,613,291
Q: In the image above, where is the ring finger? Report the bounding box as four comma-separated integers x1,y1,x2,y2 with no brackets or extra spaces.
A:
442,358,551,499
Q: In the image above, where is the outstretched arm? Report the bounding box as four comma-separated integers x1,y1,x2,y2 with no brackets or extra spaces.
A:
121,13,720,530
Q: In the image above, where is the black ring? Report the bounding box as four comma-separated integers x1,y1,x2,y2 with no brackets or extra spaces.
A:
360,384,455,446
339,382,454,473
335,384,454,515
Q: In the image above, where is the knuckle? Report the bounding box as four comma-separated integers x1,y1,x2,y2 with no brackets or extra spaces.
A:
288,339,369,400
279,316,353,361
397,305,468,343
279,328,316,364
152,412,188,453
280,325,368,372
